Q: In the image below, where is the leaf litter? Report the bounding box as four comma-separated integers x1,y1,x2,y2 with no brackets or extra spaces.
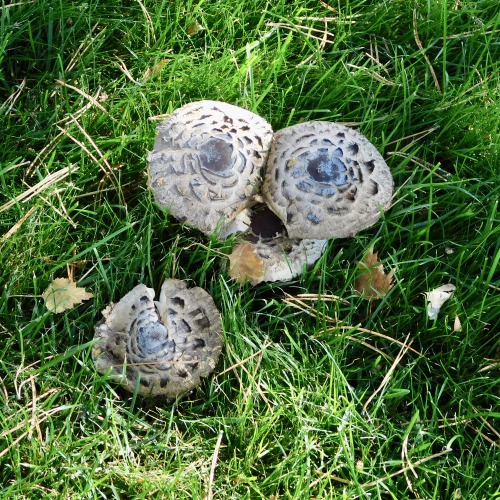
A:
42,278,94,313
354,247,394,299
228,243,265,285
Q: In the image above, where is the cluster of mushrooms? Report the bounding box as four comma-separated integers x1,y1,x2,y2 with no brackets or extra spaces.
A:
92,100,393,398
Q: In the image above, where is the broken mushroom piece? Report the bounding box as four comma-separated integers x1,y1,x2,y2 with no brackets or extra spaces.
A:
92,279,222,398
228,206,327,285
148,100,273,235
229,239,327,286
263,122,393,240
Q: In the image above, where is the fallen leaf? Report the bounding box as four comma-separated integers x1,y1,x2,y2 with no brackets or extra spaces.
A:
143,59,169,81
42,278,93,313
354,247,394,299
187,20,204,36
425,284,455,320
228,243,265,285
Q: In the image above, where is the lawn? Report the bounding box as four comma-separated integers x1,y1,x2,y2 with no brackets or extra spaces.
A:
0,0,499,498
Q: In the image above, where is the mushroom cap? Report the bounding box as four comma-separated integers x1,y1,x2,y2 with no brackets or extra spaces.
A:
148,100,273,235
92,279,222,398
262,122,393,239
229,238,327,285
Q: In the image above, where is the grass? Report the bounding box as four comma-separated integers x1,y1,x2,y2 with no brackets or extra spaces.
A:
0,0,499,497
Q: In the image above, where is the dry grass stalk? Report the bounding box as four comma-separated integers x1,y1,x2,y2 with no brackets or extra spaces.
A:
0,166,78,214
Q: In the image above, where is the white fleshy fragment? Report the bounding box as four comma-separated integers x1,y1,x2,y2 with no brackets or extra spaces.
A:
453,315,462,332
217,209,252,239
256,238,327,283
425,284,456,320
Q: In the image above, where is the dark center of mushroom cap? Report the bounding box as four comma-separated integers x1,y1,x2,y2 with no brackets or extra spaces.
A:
198,137,234,177
136,320,169,356
303,148,348,185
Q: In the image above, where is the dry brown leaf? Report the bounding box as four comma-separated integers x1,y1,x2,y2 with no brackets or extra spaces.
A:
228,243,265,285
143,59,169,81
42,278,93,313
354,247,394,299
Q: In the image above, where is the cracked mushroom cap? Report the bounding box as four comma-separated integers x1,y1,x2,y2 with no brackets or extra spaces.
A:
148,100,273,235
262,122,393,240
227,206,327,285
229,238,327,286
92,279,222,398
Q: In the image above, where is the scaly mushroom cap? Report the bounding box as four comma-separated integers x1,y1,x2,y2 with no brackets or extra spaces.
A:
262,122,393,239
92,279,222,398
229,238,327,286
148,101,273,235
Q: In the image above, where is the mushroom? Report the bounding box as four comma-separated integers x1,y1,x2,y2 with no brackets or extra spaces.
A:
148,100,273,235
262,122,393,240
148,106,393,286
227,121,393,285
92,279,222,398
228,205,327,285
229,238,327,286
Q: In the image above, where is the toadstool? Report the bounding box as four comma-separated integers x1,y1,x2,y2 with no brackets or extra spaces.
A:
229,238,327,286
148,105,394,286
262,122,393,240
92,279,222,398
148,100,273,235
228,205,327,285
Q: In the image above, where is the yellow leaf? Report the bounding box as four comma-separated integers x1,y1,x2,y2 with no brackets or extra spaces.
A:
354,248,394,299
142,59,169,81
42,278,94,313
187,20,203,36
228,243,265,285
